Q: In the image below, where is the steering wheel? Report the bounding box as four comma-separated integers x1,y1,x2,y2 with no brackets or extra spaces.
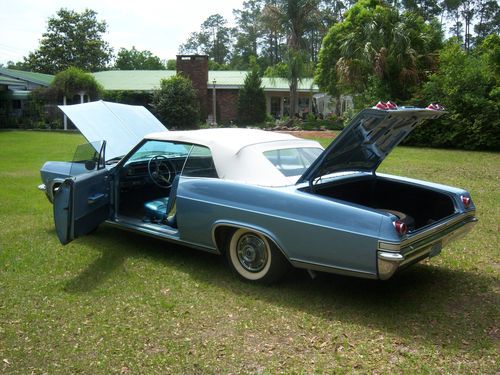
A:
148,155,176,188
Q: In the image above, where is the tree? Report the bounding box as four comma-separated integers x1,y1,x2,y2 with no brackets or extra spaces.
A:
114,47,165,70
166,59,176,70
401,0,441,21
264,0,320,119
151,75,200,129
264,62,290,78
406,39,499,150
49,67,103,101
259,1,287,66
232,0,265,69
306,0,347,64
237,63,267,125
24,8,112,74
442,0,499,51
474,0,500,43
46,67,103,130
179,14,233,64
5,60,31,71
316,0,442,106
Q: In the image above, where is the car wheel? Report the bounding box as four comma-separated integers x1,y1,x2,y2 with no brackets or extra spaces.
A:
227,228,289,283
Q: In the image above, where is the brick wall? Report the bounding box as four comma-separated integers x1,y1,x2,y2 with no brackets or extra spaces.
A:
176,55,208,119
212,89,238,124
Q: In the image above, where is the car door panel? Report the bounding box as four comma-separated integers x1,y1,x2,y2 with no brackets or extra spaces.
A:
53,168,111,245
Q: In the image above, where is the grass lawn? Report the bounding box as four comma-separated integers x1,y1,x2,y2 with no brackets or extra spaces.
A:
0,130,498,374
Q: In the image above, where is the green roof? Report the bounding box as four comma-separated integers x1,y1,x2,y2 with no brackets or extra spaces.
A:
0,68,54,86
0,75,25,86
92,70,176,91
0,68,319,93
93,70,318,92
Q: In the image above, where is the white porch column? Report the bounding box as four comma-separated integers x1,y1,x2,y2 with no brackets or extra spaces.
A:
212,79,217,126
63,95,67,131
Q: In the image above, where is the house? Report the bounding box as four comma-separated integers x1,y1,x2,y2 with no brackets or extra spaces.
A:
0,68,53,124
1,56,352,126
94,55,322,124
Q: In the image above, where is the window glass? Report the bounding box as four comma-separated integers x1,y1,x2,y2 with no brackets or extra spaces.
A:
270,97,281,118
298,97,310,110
182,145,218,178
12,100,21,109
69,141,103,176
263,147,323,177
125,140,191,165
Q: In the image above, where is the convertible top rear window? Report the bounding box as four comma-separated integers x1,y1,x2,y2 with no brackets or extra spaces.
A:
263,147,322,177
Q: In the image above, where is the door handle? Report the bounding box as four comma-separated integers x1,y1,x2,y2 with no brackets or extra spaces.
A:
88,193,105,205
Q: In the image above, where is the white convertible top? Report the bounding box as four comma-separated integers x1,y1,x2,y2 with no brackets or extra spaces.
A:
146,128,323,186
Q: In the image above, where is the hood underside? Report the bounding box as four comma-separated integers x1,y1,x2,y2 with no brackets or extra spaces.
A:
298,107,445,184
59,100,167,160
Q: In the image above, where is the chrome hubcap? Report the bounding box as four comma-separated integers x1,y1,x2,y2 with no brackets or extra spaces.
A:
236,234,268,272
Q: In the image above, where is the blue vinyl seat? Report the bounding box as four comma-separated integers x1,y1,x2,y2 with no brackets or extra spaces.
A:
143,175,179,227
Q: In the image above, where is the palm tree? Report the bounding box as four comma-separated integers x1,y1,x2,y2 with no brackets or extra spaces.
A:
263,0,319,120
333,7,437,100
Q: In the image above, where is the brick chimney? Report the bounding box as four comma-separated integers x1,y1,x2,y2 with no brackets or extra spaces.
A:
176,55,208,120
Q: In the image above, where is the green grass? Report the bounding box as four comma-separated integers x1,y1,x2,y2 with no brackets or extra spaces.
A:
0,130,498,374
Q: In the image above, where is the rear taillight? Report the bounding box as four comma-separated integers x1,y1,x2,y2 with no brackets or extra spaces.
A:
386,101,398,109
374,101,398,110
393,220,408,236
427,103,445,111
461,195,471,208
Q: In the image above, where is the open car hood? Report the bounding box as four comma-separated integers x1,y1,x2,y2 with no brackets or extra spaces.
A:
59,100,167,160
297,107,445,184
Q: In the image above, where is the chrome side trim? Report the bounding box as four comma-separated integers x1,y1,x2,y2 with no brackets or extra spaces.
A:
290,259,377,279
105,219,220,255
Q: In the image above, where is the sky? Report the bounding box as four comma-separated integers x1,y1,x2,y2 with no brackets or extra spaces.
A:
0,0,244,66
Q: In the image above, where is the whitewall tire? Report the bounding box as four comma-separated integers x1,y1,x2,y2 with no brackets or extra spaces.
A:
227,228,289,283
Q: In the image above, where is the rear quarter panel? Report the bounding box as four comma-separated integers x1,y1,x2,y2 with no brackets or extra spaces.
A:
176,178,385,277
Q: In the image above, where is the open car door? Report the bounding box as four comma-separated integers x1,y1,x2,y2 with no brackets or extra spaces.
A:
53,142,112,245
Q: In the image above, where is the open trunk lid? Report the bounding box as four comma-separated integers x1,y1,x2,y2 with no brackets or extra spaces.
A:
297,107,444,184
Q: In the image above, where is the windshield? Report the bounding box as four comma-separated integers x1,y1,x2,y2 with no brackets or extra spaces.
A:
126,140,191,163
263,147,323,177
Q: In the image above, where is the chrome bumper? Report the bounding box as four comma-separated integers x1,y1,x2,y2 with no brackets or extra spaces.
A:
377,213,477,280
37,183,46,192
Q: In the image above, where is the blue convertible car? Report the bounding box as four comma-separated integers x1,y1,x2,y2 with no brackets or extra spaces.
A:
39,101,477,283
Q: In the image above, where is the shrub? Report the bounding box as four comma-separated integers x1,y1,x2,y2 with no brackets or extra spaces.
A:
405,40,499,150
151,75,200,129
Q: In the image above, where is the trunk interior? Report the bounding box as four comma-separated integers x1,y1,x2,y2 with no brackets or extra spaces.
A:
301,176,456,231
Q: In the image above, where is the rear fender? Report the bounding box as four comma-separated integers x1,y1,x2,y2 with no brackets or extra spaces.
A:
211,220,289,260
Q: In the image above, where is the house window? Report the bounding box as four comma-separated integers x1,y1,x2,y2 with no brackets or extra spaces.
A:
298,97,310,112
270,97,281,118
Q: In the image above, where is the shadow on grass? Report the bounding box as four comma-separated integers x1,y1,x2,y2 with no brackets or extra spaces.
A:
65,225,498,350
64,248,127,293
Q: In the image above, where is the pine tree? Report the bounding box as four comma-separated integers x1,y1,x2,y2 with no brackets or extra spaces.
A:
237,65,267,125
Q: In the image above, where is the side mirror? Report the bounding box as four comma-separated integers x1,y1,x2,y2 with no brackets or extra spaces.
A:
84,160,97,171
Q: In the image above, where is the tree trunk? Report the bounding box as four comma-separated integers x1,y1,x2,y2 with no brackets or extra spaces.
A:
289,77,298,123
